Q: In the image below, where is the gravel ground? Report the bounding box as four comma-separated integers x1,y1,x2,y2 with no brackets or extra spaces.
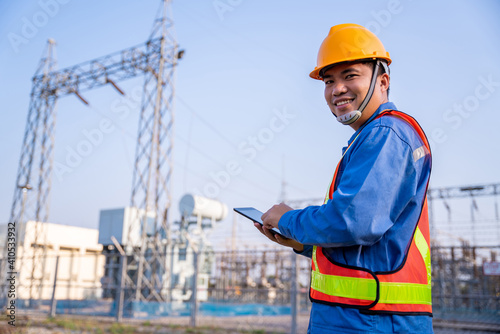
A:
2,313,498,333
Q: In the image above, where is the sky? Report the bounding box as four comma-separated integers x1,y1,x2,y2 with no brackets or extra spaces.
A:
0,0,499,250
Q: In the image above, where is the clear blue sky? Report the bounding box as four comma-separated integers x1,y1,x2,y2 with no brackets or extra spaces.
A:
1,0,499,249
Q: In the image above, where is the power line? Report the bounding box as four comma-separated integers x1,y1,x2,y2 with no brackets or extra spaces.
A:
176,95,314,197
84,90,279,198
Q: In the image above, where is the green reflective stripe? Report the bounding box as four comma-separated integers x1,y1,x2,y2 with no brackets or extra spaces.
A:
414,226,432,284
311,270,432,305
312,246,319,272
379,281,432,305
311,270,377,301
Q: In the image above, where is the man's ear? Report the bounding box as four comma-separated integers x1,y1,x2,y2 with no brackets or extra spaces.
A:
380,73,390,90
379,73,390,96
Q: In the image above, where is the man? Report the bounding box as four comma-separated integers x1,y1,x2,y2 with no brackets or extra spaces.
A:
255,24,433,333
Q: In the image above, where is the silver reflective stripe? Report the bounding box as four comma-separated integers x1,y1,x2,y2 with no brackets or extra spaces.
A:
413,146,427,162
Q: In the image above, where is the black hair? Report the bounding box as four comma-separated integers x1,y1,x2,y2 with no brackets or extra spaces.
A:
360,60,390,98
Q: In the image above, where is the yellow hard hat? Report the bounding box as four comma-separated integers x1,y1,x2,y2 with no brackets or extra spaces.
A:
309,23,392,80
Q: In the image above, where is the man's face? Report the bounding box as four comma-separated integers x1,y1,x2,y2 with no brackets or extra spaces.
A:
322,62,387,128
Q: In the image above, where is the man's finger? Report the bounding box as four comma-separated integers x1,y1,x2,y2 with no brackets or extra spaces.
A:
262,227,277,240
254,223,265,234
261,209,268,221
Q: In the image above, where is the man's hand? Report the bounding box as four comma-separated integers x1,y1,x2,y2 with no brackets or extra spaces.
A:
254,203,304,252
262,202,293,229
254,222,304,252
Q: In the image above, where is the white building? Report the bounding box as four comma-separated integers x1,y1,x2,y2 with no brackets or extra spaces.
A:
1,221,104,301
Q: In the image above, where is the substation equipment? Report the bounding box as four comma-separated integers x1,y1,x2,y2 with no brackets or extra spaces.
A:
98,194,227,311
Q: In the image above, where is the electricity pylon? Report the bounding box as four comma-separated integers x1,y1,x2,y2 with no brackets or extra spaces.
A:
2,0,181,307
127,0,178,304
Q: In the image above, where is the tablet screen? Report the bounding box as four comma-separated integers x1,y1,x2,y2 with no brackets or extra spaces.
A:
233,207,285,237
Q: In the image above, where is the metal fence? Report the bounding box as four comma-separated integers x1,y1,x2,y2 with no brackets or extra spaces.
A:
432,245,500,326
1,247,499,332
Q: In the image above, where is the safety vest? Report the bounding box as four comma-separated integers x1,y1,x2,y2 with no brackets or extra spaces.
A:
310,110,432,315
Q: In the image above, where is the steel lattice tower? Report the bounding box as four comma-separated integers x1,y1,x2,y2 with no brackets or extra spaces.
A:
127,0,177,303
7,39,57,304
2,0,180,305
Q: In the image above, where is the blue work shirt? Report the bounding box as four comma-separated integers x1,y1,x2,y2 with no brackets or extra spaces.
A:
279,102,433,333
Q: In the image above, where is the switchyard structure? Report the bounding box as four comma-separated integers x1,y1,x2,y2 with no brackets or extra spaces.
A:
2,0,182,308
427,183,500,246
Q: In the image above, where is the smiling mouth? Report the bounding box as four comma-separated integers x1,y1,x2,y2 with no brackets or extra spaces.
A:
335,99,354,107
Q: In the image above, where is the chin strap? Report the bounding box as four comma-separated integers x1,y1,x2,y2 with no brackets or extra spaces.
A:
337,60,384,125
337,110,361,125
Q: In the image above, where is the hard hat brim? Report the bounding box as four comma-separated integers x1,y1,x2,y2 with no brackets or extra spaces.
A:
309,56,392,80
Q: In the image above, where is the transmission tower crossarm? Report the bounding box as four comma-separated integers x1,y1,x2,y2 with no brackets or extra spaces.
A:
31,38,172,98
428,183,500,200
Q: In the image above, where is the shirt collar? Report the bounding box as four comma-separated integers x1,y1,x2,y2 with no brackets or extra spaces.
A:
347,101,397,145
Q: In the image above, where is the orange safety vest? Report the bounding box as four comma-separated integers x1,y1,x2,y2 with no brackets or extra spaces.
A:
310,110,432,315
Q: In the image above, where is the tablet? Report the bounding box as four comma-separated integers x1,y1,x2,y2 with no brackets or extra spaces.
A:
233,207,286,238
